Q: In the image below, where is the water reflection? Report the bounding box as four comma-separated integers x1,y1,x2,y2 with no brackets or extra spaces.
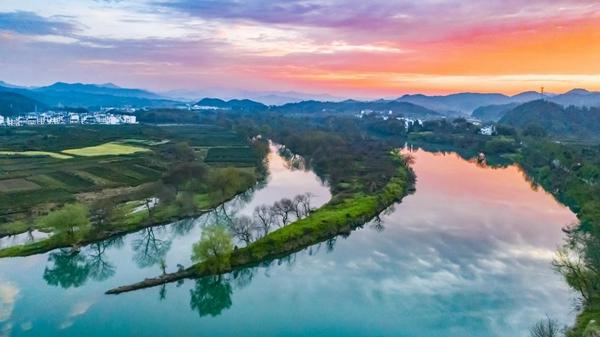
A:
189,276,233,317
43,237,123,288
131,228,172,269
0,145,573,337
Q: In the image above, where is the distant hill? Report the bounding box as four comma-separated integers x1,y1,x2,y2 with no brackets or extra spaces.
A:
0,92,46,116
499,100,600,138
196,98,268,112
272,99,441,119
397,92,537,116
548,89,600,107
0,82,180,108
472,103,519,122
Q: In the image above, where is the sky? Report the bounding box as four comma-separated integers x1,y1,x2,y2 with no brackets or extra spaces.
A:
1,0,600,98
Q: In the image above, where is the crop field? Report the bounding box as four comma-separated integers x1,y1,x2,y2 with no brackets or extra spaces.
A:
0,178,40,192
62,142,150,157
0,124,259,226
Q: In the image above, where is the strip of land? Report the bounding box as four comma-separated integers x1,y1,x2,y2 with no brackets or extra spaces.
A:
106,151,414,294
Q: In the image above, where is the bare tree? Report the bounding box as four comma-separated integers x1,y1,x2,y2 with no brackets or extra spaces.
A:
253,205,275,237
229,216,254,246
272,198,294,226
553,247,595,303
294,193,314,218
529,317,561,337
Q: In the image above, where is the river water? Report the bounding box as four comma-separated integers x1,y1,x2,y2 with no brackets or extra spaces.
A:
0,146,577,337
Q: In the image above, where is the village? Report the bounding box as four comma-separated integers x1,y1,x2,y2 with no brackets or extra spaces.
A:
0,110,137,127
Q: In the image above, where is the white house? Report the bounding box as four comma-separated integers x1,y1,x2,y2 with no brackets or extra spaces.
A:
107,115,120,125
69,113,80,124
480,125,496,136
121,115,137,124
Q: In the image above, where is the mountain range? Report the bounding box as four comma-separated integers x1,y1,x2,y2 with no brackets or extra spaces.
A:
2,80,600,123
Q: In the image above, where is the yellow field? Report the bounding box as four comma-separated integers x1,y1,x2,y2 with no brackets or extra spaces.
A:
62,142,150,157
0,151,73,159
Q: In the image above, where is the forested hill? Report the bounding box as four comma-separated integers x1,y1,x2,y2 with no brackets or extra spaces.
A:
0,92,46,116
196,98,268,112
500,100,600,139
272,99,441,119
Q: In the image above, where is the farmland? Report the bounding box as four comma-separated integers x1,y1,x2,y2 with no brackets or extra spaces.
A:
0,124,267,255
62,142,150,157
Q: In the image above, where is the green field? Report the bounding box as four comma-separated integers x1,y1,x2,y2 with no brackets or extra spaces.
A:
0,151,73,159
0,178,40,192
0,124,263,237
62,142,150,157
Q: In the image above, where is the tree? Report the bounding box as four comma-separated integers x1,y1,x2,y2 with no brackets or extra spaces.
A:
208,168,255,202
177,191,197,215
529,317,561,337
271,198,294,226
192,226,234,268
229,216,254,246
90,198,116,228
293,193,313,218
253,205,275,237
163,142,197,161
39,203,90,237
162,163,207,191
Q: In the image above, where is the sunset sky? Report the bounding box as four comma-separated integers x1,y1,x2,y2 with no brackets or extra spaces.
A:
1,0,600,97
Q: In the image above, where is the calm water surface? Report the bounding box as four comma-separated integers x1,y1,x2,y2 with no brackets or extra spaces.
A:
0,147,577,337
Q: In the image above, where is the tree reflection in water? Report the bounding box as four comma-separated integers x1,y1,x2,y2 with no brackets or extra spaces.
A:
43,237,122,288
131,227,172,268
189,276,233,317
43,250,91,289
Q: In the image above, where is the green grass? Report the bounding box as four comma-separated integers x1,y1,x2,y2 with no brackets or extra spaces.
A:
0,151,73,159
235,163,410,261
62,142,150,157
204,147,258,166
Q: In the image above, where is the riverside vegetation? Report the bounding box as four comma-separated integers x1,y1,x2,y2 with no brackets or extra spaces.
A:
365,116,600,337
107,113,416,293
0,124,269,257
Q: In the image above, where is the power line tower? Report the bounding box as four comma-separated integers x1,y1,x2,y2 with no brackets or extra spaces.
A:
540,86,545,100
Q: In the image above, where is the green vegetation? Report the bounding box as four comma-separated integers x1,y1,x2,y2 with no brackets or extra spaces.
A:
0,124,267,257
192,226,234,269
106,113,416,294
38,203,90,237
500,100,600,140
62,142,150,157
391,118,600,337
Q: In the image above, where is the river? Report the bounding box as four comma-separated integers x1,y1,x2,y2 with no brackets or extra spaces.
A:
0,146,577,337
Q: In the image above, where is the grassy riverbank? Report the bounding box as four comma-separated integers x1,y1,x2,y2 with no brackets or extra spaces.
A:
107,150,414,294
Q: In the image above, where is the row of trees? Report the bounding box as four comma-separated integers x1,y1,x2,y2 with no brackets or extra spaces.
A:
191,193,315,268
229,193,314,245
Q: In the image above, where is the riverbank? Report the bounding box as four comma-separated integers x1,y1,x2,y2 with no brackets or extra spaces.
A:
106,154,414,294
0,174,259,258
